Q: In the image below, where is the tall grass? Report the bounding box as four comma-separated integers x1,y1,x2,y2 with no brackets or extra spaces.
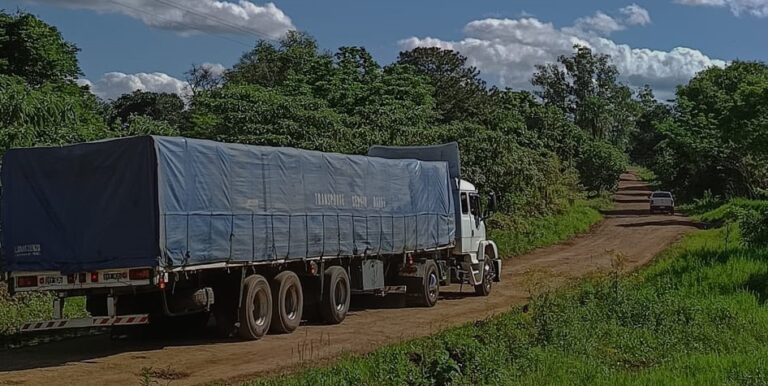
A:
248,200,768,386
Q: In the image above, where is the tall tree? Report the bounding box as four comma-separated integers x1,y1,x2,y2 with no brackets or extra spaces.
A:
396,47,488,123
0,11,81,85
532,45,638,150
109,90,184,128
652,61,768,198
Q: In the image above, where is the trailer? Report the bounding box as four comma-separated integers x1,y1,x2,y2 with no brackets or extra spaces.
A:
1,136,501,339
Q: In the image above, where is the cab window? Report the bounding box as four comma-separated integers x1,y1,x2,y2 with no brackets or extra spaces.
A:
469,194,481,216
461,193,469,214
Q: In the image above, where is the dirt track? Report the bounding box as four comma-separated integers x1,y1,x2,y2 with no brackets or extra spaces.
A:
0,174,700,385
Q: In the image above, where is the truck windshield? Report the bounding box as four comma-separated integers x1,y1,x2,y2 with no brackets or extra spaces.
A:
652,192,672,198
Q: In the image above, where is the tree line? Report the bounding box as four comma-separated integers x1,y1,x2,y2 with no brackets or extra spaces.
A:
2,10,765,218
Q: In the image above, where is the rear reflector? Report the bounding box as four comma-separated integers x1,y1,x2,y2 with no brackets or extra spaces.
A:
16,276,37,288
129,268,151,281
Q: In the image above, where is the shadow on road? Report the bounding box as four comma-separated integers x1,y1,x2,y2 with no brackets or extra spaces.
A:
616,192,652,197
600,208,653,217
618,219,705,229
613,198,651,204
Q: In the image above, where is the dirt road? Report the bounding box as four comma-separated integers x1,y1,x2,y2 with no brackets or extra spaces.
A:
0,174,700,385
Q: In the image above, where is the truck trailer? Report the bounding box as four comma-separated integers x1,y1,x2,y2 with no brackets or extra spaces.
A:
1,136,501,339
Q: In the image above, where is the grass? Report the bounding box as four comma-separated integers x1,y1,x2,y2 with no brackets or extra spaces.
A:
488,196,611,258
246,200,768,386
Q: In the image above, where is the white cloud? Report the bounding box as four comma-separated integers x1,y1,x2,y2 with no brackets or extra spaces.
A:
399,7,725,96
571,11,625,35
621,4,652,25
675,0,768,17
79,72,191,100
26,0,294,38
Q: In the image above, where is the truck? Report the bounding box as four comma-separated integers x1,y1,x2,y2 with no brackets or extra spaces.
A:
1,136,501,339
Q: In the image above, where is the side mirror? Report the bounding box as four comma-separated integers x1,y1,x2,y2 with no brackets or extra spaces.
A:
483,192,497,219
489,192,497,212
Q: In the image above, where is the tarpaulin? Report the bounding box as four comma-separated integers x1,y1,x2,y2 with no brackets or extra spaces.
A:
1,137,159,273
1,136,455,272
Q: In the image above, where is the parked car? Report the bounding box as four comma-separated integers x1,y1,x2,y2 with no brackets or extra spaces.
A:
649,191,675,214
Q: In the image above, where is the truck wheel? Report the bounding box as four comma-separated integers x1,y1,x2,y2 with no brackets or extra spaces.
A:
474,260,493,296
270,271,303,334
320,266,350,325
410,260,439,307
238,274,272,340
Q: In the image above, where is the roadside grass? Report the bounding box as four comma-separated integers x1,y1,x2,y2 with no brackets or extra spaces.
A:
488,196,611,257
247,200,768,386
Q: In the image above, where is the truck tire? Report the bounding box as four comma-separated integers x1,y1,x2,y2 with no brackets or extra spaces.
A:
270,271,303,334
320,266,350,325
474,260,493,296
238,274,272,340
410,260,439,307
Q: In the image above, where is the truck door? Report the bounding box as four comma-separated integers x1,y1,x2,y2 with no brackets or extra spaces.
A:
468,193,486,255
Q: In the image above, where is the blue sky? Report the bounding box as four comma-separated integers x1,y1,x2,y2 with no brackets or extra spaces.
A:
6,0,767,100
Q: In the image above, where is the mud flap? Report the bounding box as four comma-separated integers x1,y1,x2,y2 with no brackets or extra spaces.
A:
492,259,502,282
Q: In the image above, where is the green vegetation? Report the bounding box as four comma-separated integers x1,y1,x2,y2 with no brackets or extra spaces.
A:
0,287,86,336
489,196,609,257
249,200,768,386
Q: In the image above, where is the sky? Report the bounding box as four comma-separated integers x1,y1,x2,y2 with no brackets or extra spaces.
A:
4,0,767,101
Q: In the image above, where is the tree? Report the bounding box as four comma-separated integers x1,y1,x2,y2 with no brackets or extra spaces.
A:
576,140,628,194
109,90,184,128
0,74,110,152
628,86,671,165
225,31,332,90
396,47,488,123
0,11,81,85
649,61,768,198
532,45,638,151
185,63,223,96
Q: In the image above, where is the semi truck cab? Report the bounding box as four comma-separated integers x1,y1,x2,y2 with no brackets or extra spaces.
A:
456,179,501,295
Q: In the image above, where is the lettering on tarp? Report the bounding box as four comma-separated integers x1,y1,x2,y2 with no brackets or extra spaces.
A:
14,244,41,257
316,193,386,209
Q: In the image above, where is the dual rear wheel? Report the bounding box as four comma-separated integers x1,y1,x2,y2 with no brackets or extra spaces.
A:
235,266,351,340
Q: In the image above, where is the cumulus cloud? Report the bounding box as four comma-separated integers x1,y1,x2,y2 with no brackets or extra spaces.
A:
675,0,768,17
621,4,652,25
26,0,294,38
571,11,625,35
399,6,725,96
79,71,192,100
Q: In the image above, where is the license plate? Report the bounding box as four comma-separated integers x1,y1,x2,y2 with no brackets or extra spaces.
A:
40,276,64,286
103,272,128,281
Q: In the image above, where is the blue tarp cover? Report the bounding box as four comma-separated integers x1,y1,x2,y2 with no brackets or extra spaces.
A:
2,136,455,272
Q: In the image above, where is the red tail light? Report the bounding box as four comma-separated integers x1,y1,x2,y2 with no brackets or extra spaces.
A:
90,272,99,283
129,268,151,281
16,276,37,288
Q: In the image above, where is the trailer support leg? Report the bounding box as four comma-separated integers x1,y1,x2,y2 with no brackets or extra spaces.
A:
107,295,117,318
53,295,65,320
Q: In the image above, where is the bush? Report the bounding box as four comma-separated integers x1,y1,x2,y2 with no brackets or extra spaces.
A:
576,140,628,194
739,207,768,247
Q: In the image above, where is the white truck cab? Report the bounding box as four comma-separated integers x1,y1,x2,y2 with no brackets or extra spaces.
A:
456,179,501,295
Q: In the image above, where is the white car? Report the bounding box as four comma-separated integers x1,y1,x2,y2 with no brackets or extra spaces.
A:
649,191,675,214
